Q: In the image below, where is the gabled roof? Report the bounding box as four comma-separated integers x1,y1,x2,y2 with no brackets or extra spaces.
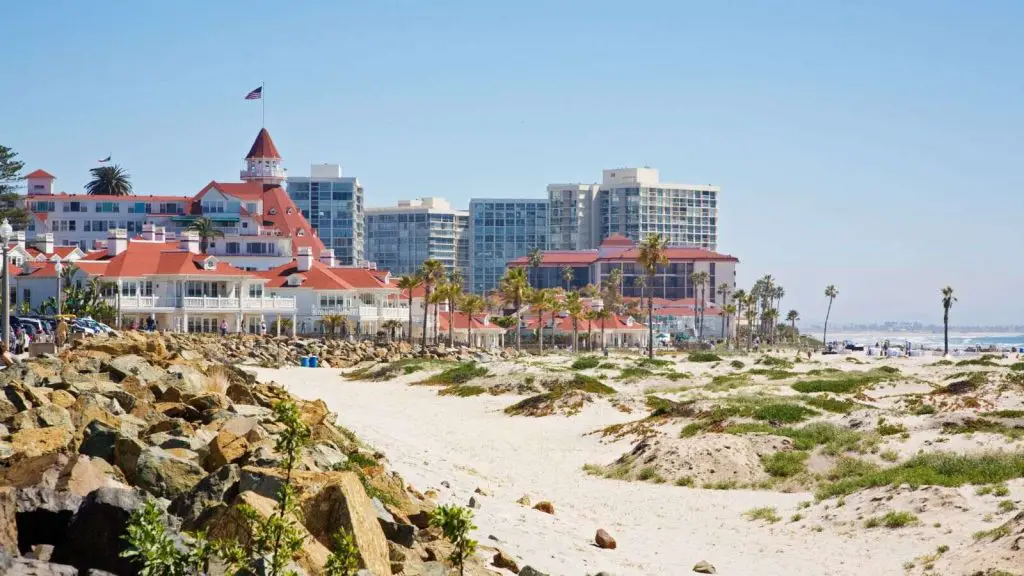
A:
600,234,633,247
259,260,354,290
261,186,325,255
246,128,281,160
437,311,505,333
523,312,645,332
17,260,110,278
25,169,56,180
79,241,252,278
197,181,267,202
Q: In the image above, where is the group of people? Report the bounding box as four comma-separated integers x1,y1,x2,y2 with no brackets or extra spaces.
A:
219,319,268,337
127,316,158,332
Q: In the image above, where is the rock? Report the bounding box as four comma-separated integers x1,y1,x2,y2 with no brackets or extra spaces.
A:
114,436,145,479
474,487,489,496
98,389,138,413
77,420,119,463
533,501,555,515
29,544,55,561
55,455,126,496
133,446,206,500
693,560,717,574
372,497,415,548
51,487,144,575
516,495,530,506
519,567,548,576
0,453,67,490
14,488,83,555
302,442,346,471
468,496,480,509
152,402,202,422
225,384,256,405
0,488,17,554
104,355,166,384
33,405,72,430
48,390,76,410
205,491,330,575
165,364,210,395
168,464,241,530
0,551,79,576
595,528,617,549
493,549,520,573
187,393,230,413
11,427,73,459
204,429,249,471
5,385,33,412
147,431,206,453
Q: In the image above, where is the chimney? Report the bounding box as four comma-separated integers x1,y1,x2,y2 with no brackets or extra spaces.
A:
35,232,54,255
179,231,200,254
13,231,25,249
141,223,155,241
107,228,128,257
318,249,335,268
297,247,313,272
154,226,166,243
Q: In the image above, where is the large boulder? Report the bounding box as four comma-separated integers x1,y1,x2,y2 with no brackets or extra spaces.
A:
133,446,206,500
103,355,166,384
0,550,79,576
14,488,83,555
0,453,68,490
50,487,145,576
11,427,73,459
0,487,17,554
77,420,119,464
168,464,241,530
54,455,127,496
164,365,210,396
203,430,249,471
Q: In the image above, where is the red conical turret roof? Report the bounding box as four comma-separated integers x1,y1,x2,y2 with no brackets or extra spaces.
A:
246,128,281,160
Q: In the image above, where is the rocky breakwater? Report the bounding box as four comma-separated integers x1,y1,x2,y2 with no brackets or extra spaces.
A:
0,334,504,575
74,331,519,369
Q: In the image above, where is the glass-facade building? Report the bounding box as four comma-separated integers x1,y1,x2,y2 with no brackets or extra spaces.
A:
469,198,548,294
286,165,364,266
599,180,718,250
364,198,469,278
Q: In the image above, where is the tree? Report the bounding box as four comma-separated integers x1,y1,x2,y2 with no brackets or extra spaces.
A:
0,145,28,229
579,283,599,298
723,304,736,347
744,293,758,351
565,291,584,353
322,313,345,337
458,294,487,348
443,272,463,347
86,165,133,196
594,307,612,351
186,217,225,253
529,288,555,353
561,265,574,292
786,310,800,343
583,309,597,350
527,248,543,289
717,282,732,339
822,285,838,349
420,259,445,349
637,234,669,359
732,289,747,350
498,267,530,351
602,267,623,313
396,274,423,343
429,505,477,576
381,319,401,343
942,286,956,356
690,270,710,342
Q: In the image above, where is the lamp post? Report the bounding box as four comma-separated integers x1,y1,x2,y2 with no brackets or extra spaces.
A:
0,218,12,350
54,261,63,317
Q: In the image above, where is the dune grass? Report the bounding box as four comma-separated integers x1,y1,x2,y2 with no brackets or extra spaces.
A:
864,511,918,529
802,395,858,414
756,356,794,370
762,451,809,477
570,356,601,370
744,506,781,523
439,385,487,397
688,351,722,363
417,362,489,385
791,369,895,394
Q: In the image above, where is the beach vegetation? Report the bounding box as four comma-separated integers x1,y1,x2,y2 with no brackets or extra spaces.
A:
746,368,798,380
439,385,487,397
942,418,1024,440
756,356,794,369
644,395,696,418
744,506,781,523
706,373,753,391
802,395,857,414
617,366,654,380
998,500,1017,512
1010,362,1024,371
791,369,896,394
571,356,601,370
985,409,1024,418
864,511,917,529
688,351,722,362
973,522,1013,541
729,360,745,369
417,362,488,385
430,505,478,576
976,484,1011,497
635,357,673,368
761,451,809,477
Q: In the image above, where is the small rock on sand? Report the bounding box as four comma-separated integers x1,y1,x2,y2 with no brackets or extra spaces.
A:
533,501,555,515
693,559,717,573
595,528,617,549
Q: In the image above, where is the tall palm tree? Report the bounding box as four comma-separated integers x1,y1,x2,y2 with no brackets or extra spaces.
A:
527,247,543,289
772,286,786,343
822,285,838,349
723,304,737,348
732,288,747,349
322,313,345,338
530,288,557,353
429,288,444,345
602,267,624,313
786,310,800,343
717,282,732,339
637,233,669,359
744,293,758,351
186,217,225,253
396,274,423,343
458,294,487,348
381,319,401,343
86,165,133,196
594,307,612,351
942,286,956,356
441,276,463,347
565,291,584,353
584,309,597,351
498,267,530,351
690,270,710,342
561,265,575,292
420,259,445,349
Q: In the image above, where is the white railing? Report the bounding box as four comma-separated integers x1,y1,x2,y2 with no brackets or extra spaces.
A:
108,295,161,309
109,295,296,311
311,305,407,320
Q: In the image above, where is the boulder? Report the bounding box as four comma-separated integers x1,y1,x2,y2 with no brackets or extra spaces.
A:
0,550,79,576
133,446,206,500
204,430,249,471
595,528,617,550
533,501,555,515
0,488,17,554
372,497,415,548
114,436,146,479
187,393,230,413
55,455,127,496
103,355,165,384
301,442,346,471
33,405,72,430
152,403,202,422
77,420,119,464
51,487,144,576
47,391,76,410
0,453,67,490
168,464,241,530
225,384,256,405
11,427,73,459
0,397,19,420
519,567,548,576
493,549,520,573
692,560,717,574
165,365,210,395
14,488,82,555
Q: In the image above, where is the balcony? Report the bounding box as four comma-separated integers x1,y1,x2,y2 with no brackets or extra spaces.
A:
311,305,407,321
108,295,296,312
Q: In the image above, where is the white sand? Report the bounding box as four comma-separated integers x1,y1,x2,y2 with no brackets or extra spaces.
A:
248,365,981,576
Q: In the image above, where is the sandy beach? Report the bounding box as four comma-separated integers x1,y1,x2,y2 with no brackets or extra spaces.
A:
250,351,1023,575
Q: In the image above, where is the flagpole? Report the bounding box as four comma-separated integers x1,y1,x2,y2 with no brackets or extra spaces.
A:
261,81,265,128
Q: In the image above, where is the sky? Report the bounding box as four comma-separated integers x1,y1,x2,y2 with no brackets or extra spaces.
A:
3,1,1023,326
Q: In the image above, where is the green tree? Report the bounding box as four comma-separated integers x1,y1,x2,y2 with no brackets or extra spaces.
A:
565,291,584,353
458,293,487,348
429,505,478,576
732,289,747,350
786,309,800,343
0,145,28,229
529,288,556,353
498,267,530,351
186,217,225,253
420,259,445,349
822,285,838,348
942,286,956,356
744,293,758,351
324,529,360,576
594,307,612,351
86,165,133,196
121,500,214,576
527,247,543,289
602,267,623,312
396,274,423,343
381,319,401,343
561,265,574,292
723,304,737,347
690,270,710,342
442,272,463,347
637,234,668,358
717,282,732,339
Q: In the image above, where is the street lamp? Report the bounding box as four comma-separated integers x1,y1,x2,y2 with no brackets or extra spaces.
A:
0,218,12,350
54,261,63,317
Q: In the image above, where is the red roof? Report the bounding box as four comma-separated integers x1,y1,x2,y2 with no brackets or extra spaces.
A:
260,260,353,290
199,181,266,201
261,186,325,256
18,260,109,278
600,234,634,247
26,246,81,259
78,241,251,278
246,128,281,160
524,313,645,332
25,169,55,180
27,193,189,203
438,311,505,332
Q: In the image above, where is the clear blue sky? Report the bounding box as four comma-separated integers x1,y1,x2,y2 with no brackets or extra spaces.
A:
4,1,1023,326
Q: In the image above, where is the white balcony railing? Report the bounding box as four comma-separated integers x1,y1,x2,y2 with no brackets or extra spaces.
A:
108,295,296,312
311,305,408,321
110,295,161,310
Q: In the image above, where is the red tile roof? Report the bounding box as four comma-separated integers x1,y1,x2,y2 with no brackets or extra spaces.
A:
600,234,633,247
18,260,110,278
27,193,189,202
246,128,281,159
261,186,325,256
524,313,645,332
199,181,266,201
259,260,353,290
25,169,56,180
437,312,505,332
77,241,251,278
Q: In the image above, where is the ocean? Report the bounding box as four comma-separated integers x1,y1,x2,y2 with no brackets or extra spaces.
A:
826,331,1024,350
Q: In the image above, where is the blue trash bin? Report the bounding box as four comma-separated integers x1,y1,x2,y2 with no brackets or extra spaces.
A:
310,356,319,368
300,356,310,367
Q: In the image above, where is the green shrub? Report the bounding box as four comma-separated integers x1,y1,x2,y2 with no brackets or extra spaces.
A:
803,395,857,414
744,506,780,523
942,419,1024,440
571,356,601,370
635,357,673,368
762,451,809,477
826,457,880,481
663,371,692,381
618,367,654,380
688,351,722,362
864,511,917,528
430,505,478,575
598,362,618,369
973,523,1013,541
998,499,1017,512
791,370,893,394
931,359,954,366
637,466,664,482
1010,362,1024,371
645,396,696,418
757,356,794,369
680,422,704,437
876,417,907,436
746,368,798,380
729,360,745,369
752,403,817,423
957,358,1000,367
985,410,1024,418
707,373,752,390
674,476,694,487
439,385,486,397
419,362,489,385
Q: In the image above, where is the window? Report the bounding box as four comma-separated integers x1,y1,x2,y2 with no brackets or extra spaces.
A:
141,281,153,296
226,242,240,255
248,284,263,298
121,282,137,296
21,289,30,307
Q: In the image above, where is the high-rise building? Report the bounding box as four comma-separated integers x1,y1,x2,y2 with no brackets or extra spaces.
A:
599,167,719,250
364,197,469,278
546,183,600,251
286,164,365,266
468,198,548,294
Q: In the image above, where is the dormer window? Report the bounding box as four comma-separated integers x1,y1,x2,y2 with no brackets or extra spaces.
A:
297,229,305,237
203,256,218,270
268,208,278,215
286,207,294,215
286,274,304,286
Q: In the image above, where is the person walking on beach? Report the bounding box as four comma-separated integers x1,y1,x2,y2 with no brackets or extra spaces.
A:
260,320,267,337
56,319,68,348
220,319,228,337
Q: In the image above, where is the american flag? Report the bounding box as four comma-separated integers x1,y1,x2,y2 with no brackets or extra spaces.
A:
245,86,263,100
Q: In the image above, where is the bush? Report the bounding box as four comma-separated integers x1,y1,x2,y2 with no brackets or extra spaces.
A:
752,403,817,423
791,370,893,394
746,368,798,380
864,511,917,528
645,396,696,418
803,395,857,414
439,385,486,397
1010,362,1024,371
826,457,880,481
430,505,478,575
729,360,745,369
688,351,722,362
762,451,809,477
757,356,794,369
419,362,489,385
744,506,780,523
618,367,654,380
635,357,673,368
957,357,1000,367
571,356,601,370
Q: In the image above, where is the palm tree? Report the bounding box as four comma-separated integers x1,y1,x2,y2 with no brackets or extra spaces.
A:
786,310,800,343
561,265,575,292
594,307,612,351
420,259,445,349
744,293,758,351
690,270,710,342
86,165,133,196
529,288,557,353
584,309,597,350
637,233,669,359
732,289,747,350
822,285,838,349
429,287,445,345
942,286,956,356
396,274,423,343
717,282,732,339
441,277,463,347
580,283,599,298
565,291,584,353
458,294,487,348
723,304,737,348
186,217,225,253
527,247,543,289
322,313,345,337
498,267,530,351
602,267,623,313
382,319,401,343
